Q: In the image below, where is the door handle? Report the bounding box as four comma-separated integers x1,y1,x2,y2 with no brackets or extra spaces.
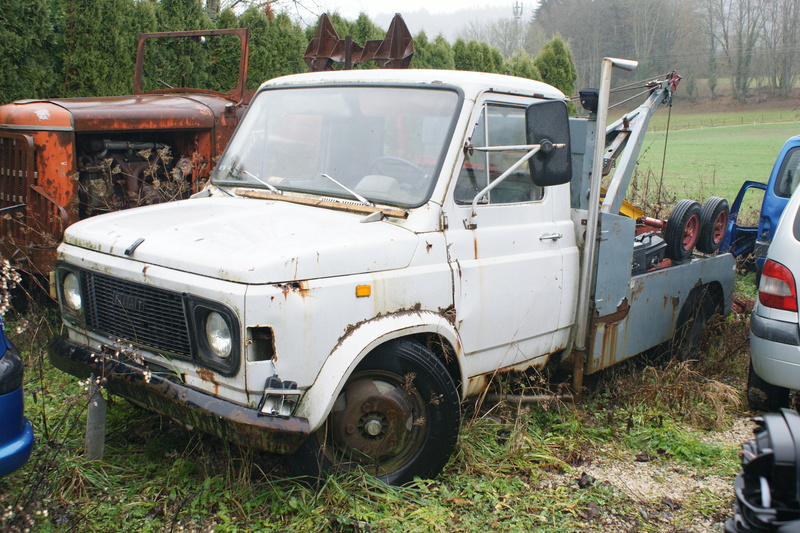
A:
539,232,563,241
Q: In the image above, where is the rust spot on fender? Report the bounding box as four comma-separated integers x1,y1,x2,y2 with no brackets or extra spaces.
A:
196,367,219,395
273,280,309,299
333,303,425,351
438,305,457,325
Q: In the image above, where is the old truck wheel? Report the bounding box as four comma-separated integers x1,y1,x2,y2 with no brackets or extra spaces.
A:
665,199,702,262
697,197,730,254
289,339,460,485
747,360,790,412
669,290,711,361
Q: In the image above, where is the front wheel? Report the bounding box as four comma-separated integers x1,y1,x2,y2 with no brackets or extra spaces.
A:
288,339,460,485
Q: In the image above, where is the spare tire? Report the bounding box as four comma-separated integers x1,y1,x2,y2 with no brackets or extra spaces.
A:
697,196,730,254
665,199,702,261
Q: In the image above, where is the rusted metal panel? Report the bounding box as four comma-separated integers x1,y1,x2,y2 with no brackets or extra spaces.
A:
592,212,636,319
133,28,251,105
586,252,736,373
304,13,414,71
0,31,251,277
54,96,217,131
50,335,310,454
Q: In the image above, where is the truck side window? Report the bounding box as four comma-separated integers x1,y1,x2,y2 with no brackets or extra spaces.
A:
775,147,800,198
454,104,544,205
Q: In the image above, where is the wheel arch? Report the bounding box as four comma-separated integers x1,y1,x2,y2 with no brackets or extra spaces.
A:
675,281,724,328
295,310,464,431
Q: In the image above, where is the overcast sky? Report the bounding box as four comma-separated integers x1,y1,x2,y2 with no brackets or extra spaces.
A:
294,0,535,20
289,0,533,39
316,0,523,19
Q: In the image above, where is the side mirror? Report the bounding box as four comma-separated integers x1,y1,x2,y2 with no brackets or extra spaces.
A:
526,100,572,187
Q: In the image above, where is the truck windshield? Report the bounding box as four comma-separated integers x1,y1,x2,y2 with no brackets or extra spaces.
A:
212,85,460,208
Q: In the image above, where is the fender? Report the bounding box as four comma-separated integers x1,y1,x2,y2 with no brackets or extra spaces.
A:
294,310,464,431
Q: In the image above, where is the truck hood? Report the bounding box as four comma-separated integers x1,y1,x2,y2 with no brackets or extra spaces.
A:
0,94,225,131
62,197,420,284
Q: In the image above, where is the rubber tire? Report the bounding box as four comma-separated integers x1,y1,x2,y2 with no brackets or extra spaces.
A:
747,360,791,412
665,199,702,262
697,197,730,254
669,289,712,361
288,338,460,485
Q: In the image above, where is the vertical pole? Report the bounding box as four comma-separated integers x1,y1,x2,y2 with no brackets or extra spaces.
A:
572,58,638,399
345,36,353,70
85,374,107,461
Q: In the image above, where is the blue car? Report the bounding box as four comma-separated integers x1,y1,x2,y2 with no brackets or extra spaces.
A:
0,316,33,477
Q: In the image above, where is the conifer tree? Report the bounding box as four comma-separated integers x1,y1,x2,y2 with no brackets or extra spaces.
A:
209,9,244,92
428,35,456,70
533,35,577,99
505,50,542,80
0,0,56,103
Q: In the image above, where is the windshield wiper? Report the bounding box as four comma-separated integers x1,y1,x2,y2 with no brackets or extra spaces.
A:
242,170,282,195
320,173,372,206
224,158,282,195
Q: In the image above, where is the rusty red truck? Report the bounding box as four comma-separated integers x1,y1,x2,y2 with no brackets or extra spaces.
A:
0,28,252,280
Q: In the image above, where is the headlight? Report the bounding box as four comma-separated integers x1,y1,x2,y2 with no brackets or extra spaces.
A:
62,272,82,311
205,311,232,359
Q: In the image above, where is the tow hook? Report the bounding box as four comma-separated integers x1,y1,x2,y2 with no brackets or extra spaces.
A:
257,375,301,417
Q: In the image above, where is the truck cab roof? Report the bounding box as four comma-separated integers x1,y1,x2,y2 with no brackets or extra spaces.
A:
262,69,567,102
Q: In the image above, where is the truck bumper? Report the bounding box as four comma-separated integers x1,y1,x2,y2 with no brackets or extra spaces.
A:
49,335,311,455
750,312,800,390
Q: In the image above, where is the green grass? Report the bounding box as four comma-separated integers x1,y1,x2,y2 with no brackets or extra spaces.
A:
0,305,751,533
636,121,799,206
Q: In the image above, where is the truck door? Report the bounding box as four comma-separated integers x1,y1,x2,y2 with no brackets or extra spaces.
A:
443,101,578,375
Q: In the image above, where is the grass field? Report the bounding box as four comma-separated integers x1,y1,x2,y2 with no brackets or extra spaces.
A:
629,109,799,218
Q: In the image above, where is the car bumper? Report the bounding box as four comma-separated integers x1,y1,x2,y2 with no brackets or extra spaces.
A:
750,312,800,390
49,335,311,455
0,343,34,478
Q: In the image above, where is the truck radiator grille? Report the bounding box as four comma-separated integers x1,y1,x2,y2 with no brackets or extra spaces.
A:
81,271,192,358
0,132,35,240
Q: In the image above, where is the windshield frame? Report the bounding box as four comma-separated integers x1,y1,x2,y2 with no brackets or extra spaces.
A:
211,82,464,209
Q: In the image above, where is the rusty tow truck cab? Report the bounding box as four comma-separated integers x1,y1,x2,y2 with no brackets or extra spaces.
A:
0,28,252,279
49,60,735,484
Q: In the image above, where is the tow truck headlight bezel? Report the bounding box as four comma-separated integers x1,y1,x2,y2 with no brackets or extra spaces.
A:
189,299,240,376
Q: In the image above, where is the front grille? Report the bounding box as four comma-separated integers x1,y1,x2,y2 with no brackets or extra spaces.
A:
0,132,35,240
82,271,192,358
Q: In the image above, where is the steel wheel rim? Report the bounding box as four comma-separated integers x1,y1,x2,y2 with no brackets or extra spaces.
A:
682,214,700,250
712,210,728,244
324,370,426,476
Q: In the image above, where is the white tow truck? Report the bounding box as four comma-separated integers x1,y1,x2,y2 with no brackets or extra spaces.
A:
50,59,736,484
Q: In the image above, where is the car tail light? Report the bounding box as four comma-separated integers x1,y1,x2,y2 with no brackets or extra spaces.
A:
759,259,798,312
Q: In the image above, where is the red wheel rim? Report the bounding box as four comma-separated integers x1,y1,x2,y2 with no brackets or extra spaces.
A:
682,213,700,250
712,210,728,244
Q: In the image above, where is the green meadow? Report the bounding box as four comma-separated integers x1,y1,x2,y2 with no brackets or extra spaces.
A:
636,112,799,206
